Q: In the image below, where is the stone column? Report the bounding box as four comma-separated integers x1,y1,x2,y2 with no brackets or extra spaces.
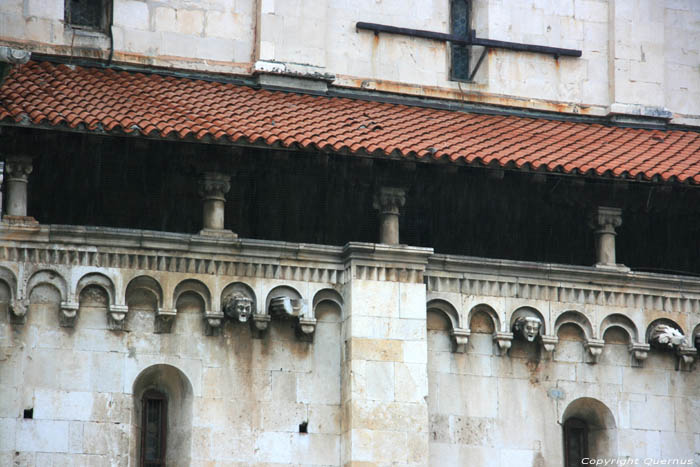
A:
197,172,236,237
373,187,406,245
590,206,623,267
341,243,432,466
4,156,33,217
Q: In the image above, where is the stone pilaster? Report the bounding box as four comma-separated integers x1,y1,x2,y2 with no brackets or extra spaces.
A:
4,156,33,218
197,172,236,237
341,243,432,466
590,206,625,269
373,187,406,245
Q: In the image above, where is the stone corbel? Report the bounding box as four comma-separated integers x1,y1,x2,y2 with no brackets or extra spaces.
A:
269,296,315,341
540,335,559,353
204,311,224,336
493,332,513,356
676,347,696,372
584,338,605,364
250,313,271,339
155,308,177,334
451,328,470,353
59,301,79,327
629,343,650,367
9,298,27,324
297,317,317,342
107,304,128,331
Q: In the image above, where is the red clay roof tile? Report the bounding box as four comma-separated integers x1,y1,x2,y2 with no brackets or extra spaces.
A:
1,61,700,183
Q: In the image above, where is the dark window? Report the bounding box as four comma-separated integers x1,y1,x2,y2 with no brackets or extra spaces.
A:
563,418,588,467
65,0,111,32
141,390,167,467
450,0,470,81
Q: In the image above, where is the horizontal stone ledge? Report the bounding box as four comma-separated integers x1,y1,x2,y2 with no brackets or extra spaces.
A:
427,253,700,295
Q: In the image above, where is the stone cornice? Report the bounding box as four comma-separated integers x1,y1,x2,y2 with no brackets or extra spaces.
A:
427,254,700,313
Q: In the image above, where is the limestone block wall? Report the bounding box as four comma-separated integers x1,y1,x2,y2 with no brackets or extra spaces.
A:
0,234,346,466
425,255,700,466
0,0,256,72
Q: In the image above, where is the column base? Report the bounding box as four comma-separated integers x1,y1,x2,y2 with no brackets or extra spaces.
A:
594,263,630,273
2,215,39,229
198,228,238,239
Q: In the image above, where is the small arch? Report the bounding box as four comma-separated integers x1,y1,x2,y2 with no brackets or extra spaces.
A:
510,306,546,334
26,270,68,303
645,318,685,343
126,276,163,310
426,298,460,330
692,323,700,349
76,272,115,305
0,266,18,302
562,397,618,462
221,281,257,311
173,279,211,313
265,285,303,312
599,313,639,344
645,318,686,347
554,311,593,341
131,364,193,465
467,304,499,334
312,288,343,320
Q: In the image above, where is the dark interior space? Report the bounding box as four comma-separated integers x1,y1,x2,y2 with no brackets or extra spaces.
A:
13,128,700,275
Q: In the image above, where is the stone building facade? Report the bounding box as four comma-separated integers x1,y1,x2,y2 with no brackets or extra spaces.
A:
0,1,699,466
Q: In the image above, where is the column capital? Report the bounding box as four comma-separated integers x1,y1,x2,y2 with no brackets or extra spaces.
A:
372,186,406,215
197,172,231,201
589,206,622,233
5,156,33,182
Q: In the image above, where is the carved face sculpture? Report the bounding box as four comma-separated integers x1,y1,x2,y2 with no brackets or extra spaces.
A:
223,294,253,322
514,316,542,342
234,298,252,322
650,324,687,349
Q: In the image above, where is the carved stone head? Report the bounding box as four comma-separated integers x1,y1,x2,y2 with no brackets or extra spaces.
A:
223,294,254,323
650,324,687,349
513,316,542,342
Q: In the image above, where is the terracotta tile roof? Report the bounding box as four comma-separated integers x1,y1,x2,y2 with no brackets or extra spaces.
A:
2,60,700,183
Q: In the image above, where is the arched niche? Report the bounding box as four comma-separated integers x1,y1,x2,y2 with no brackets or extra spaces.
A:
221,281,257,323
467,304,499,334
693,323,700,350
554,310,593,341
600,313,639,344
427,299,467,352
312,288,343,319
561,397,618,461
266,285,313,341
426,299,460,331
510,306,546,334
265,285,303,313
126,276,163,310
173,279,212,318
76,272,116,306
27,270,76,327
646,318,687,351
126,276,167,333
77,272,124,330
131,364,193,466
0,267,20,323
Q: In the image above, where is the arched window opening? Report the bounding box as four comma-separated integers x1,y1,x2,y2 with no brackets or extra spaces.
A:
561,397,617,466
563,417,588,467
141,389,167,467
